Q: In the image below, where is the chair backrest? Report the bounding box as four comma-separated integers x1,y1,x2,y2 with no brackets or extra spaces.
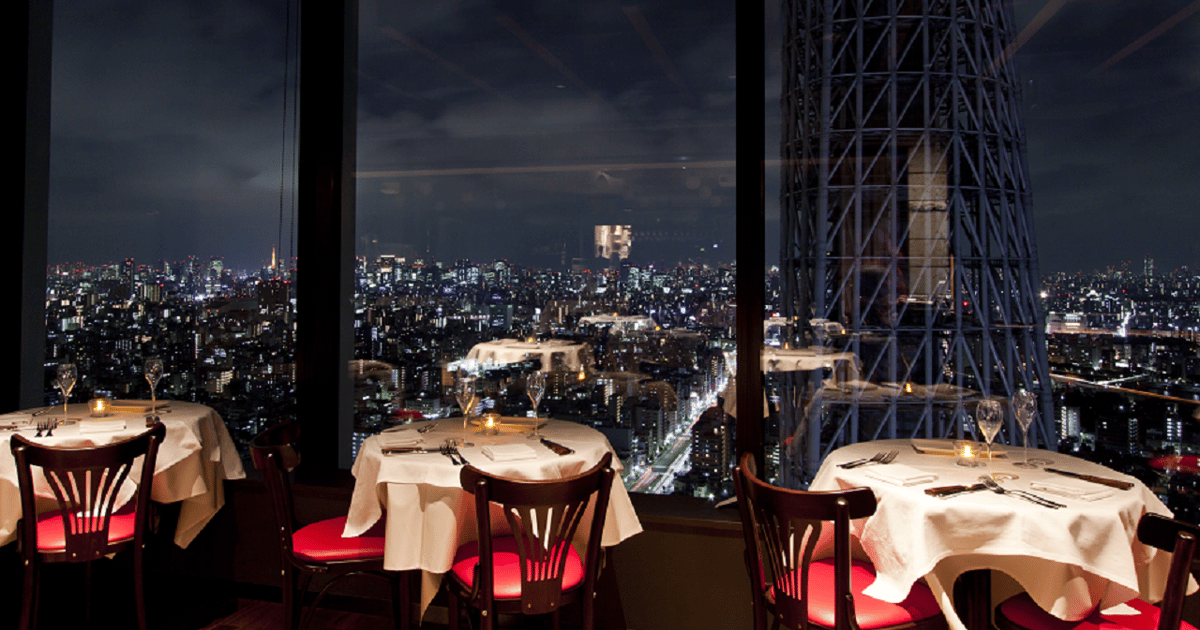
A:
1135,513,1199,630
734,452,877,630
250,420,303,560
459,451,615,615
10,422,166,562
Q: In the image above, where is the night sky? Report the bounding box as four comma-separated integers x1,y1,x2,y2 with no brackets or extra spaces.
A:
44,0,1200,276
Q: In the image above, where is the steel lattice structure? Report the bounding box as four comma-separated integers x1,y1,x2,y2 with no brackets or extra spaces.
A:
778,0,1053,485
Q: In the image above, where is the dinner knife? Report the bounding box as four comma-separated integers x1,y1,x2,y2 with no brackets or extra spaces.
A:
924,483,986,498
381,446,439,455
1043,468,1134,491
539,437,574,456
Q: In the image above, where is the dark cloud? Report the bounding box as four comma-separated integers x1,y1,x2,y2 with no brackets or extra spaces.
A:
1014,0,1200,273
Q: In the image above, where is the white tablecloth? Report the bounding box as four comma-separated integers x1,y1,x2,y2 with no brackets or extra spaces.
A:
761,345,859,374
464,339,591,372
347,418,643,617
810,439,1184,630
0,401,246,548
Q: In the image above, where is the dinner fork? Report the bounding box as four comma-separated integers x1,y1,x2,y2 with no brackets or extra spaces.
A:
979,475,1064,508
839,451,888,469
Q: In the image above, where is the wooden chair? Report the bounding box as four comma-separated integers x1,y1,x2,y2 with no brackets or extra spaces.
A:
250,420,410,630
734,453,947,630
446,451,615,630
995,512,1198,630
11,422,166,630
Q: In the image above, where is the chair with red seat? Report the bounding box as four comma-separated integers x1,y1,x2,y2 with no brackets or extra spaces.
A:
11,421,166,630
734,453,948,630
446,451,615,630
995,512,1198,630
251,420,410,630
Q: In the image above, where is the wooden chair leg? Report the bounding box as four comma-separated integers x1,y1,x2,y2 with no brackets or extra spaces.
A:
19,556,36,630
135,544,148,630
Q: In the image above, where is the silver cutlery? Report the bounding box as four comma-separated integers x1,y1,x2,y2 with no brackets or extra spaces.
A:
840,451,888,469
418,422,439,434
925,483,987,498
979,476,1064,508
841,449,898,469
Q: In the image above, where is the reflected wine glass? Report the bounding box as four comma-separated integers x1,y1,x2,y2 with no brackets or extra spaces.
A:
1012,391,1037,469
976,399,1003,478
526,371,546,440
145,358,164,423
455,373,477,447
56,363,77,425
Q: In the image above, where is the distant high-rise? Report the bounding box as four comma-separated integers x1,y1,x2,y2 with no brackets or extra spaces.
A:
780,0,1052,483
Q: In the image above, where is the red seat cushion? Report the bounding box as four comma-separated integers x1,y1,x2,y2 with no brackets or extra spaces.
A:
999,592,1199,630
36,506,137,551
771,558,943,630
450,536,584,600
292,516,386,563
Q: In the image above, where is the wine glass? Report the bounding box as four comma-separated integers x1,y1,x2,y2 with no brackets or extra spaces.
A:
145,358,164,423
526,371,546,440
454,373,476,447
976,399,1003,478
1012,391,1038,468
56,363,77,425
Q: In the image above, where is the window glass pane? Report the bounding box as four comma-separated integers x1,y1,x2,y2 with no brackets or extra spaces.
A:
45,1,296,456
356,1,737,499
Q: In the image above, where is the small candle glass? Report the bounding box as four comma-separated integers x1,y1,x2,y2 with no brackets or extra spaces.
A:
481,412,501,435
89,396,111,417
955,440,983,467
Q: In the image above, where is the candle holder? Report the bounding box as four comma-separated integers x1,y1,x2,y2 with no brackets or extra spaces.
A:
89,396,111,417
955,440,984,467
480,412,501,436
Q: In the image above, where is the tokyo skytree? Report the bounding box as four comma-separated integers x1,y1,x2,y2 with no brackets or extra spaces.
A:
777,0,1053,484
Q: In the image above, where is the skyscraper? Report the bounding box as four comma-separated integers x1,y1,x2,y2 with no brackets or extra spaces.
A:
779,0,1052,483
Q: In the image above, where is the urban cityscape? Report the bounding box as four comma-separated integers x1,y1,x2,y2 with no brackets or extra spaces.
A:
41,253,1200,518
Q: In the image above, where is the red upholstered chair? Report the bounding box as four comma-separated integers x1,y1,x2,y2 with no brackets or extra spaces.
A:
251,420,410,630
11,422,166,630
734,453,947,630
995,512,1199,630
446,451,615,630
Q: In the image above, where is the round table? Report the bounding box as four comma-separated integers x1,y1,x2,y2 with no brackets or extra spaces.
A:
0,401,245,549
810,439,1185,630
346,418,642,619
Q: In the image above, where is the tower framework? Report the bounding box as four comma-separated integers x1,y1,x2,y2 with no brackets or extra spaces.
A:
779,0,1054,484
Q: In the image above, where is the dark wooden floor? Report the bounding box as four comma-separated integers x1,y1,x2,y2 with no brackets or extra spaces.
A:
198,600,405,630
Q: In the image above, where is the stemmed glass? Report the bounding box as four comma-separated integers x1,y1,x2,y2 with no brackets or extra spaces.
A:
56,363,77,425
455,373,477,447
976,399,1004,478
145,358,164,423
1012,391,1038,469
526,371,546,440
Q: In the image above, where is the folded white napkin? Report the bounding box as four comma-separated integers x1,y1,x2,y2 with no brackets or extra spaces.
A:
78,418,127,434
482,443,539,462
1029,480,1113,501
378,433,423,449
863,463,938,486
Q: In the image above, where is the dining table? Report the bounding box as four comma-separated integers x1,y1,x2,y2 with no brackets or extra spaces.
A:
0,401,246,549
344,416,643,619
809,438,1190,630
